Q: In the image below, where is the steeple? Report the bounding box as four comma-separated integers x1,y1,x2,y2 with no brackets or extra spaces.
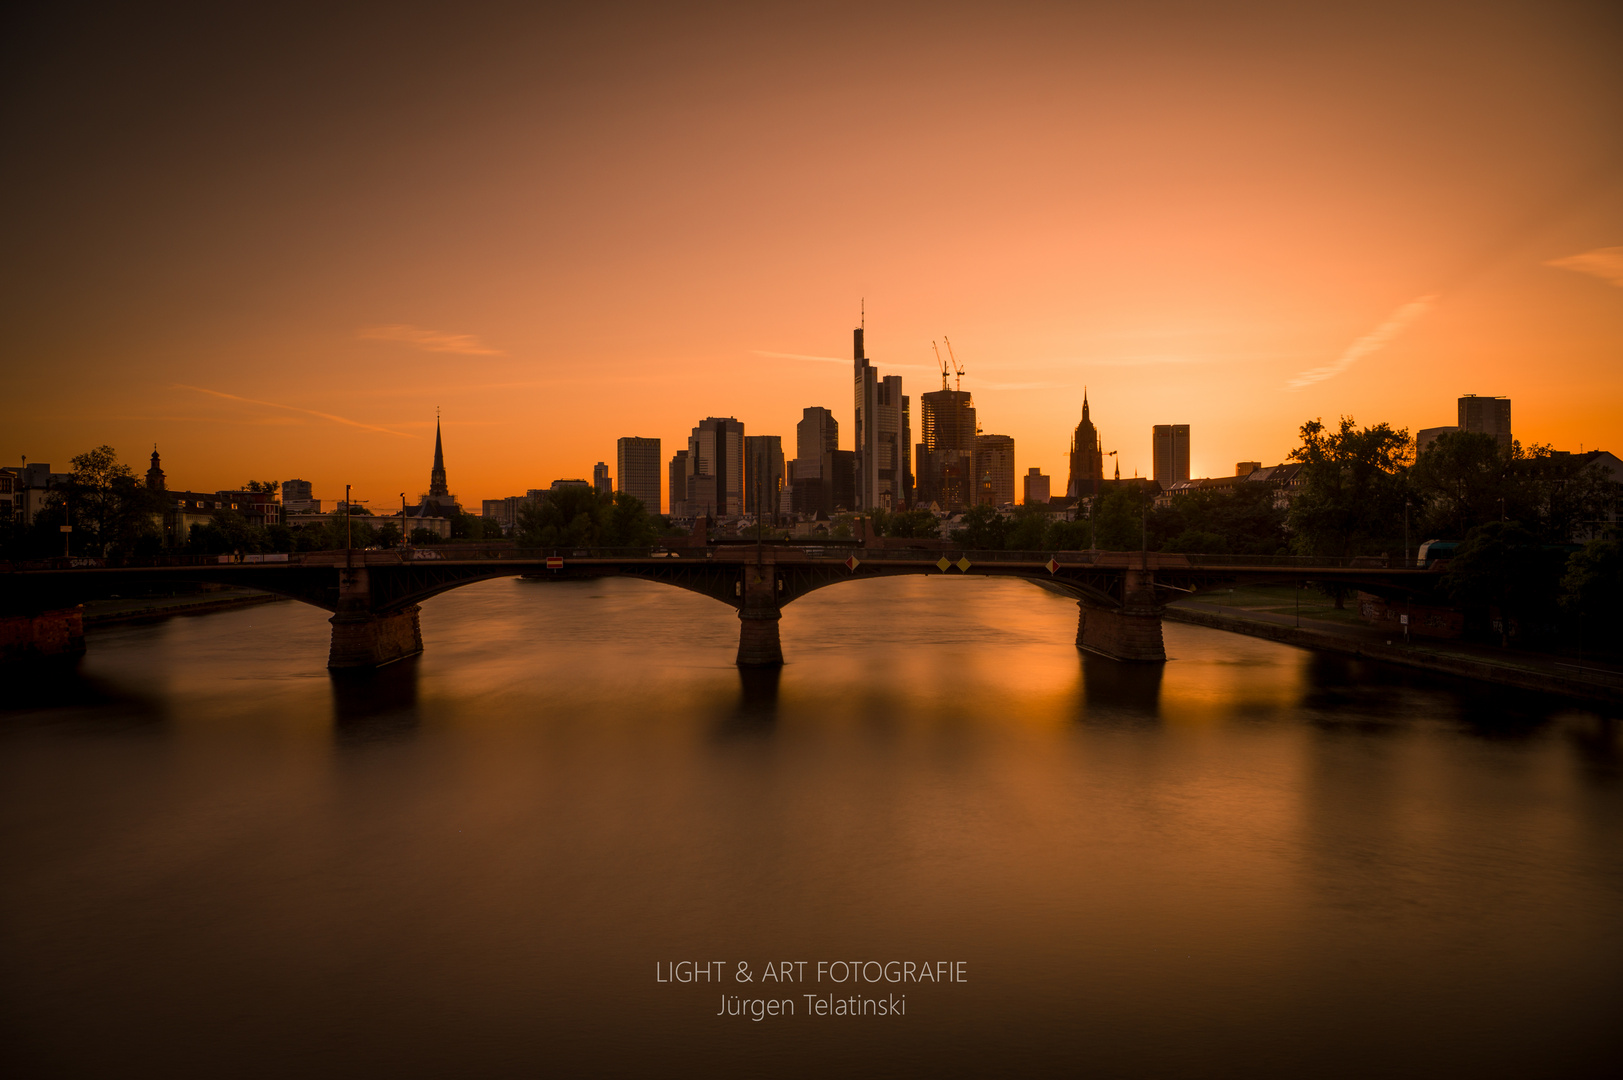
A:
1081,387,1090,422
146,445,165,492
429,410,449,498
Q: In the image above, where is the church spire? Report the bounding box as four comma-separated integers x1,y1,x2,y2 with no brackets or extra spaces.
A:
429,409,449,498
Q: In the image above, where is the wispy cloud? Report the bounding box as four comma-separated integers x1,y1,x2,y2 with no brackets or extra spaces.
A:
1285,295,1436,391
358,324,504,355
1546,246,1623,288
176,385,414,436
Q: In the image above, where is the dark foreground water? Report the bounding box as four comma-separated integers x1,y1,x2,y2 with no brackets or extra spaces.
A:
2,576,1620,1079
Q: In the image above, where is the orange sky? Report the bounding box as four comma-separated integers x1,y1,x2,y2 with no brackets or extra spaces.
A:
4,1,1620,509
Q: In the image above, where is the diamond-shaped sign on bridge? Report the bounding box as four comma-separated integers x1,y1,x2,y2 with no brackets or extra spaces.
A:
936,557,951,572
845,555,860,572
955,557,972,572
1047,557,1060,575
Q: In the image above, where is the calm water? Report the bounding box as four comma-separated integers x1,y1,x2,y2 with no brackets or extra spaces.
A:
2,576,1620,1078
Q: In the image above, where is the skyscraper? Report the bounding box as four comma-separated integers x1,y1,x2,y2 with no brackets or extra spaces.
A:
1066,391,1104,499
744,435,785,519
593,461,611,496
1152,424,1190,483
975,434,1015,507
686,417,744,518
917,382,976,511
852,318,908,510
617,437,662,513
1023,467,1050,505
669,449,690,518
791,406,839,517
1458,395,1512,451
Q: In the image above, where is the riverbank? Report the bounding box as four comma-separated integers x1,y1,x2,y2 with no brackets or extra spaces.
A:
81,589,286,626
1166,600,1623,707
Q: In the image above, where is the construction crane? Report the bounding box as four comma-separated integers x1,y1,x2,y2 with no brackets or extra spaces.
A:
942,335,965,391
931,340,950,390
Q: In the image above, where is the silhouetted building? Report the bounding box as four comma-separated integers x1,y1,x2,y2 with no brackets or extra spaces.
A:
1066,390,1104,499
851,319,911,511
616,436,661,513
1152,424,1190,483
593,462,611,496
550,479,591,492
917,381,976,511
829,449,857,512
975,434,1015,507
1416,426,1460,453
687,417,744,518
669,449,690,518
1234,461,1261,477
790,406,839,516
280,478,320,513
146,448,165,491
1458,395,1512,451
481,496,529,534
1023,467,1050,504
744,435,785,520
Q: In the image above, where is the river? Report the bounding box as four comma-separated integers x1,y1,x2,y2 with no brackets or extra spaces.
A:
2,576,1619,1078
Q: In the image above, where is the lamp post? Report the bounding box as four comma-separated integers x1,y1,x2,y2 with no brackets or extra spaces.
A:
344,484,352,568
1404,499,1411,568
400,492,407,549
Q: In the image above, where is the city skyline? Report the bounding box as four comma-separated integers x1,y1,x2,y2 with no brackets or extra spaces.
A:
5,3,1620,508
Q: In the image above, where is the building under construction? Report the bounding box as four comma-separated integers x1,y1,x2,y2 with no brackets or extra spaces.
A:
915,339,977,511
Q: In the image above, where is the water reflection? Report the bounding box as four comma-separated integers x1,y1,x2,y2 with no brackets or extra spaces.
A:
329,657,421,743
718,665,781,735
4,575,1620,1079
1078,652,1164,721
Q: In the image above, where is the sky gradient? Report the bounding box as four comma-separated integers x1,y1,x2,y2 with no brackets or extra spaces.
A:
4,1,1621,508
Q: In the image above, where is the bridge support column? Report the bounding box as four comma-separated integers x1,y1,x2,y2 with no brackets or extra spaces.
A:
327,566,422,669
1076,599,1166,662
0,608,86,665
736,556,784,667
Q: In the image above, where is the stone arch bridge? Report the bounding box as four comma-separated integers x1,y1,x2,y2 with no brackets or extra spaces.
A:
2,544,1439,668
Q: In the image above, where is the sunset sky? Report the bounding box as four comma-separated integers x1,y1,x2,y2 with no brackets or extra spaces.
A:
4,1,1620,509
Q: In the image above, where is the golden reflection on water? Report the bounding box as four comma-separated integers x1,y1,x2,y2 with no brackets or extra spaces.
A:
5,572,1616,1078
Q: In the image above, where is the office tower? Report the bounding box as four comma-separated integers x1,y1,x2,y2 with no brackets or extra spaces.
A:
852,319,909,511
1065,391,1104,498
1458,395,1512,451
830,449,857,512
791,406,839,517
616,436,662,513
1234,461,1261,477
669,449,690,518
975,434,1016,507
744,435,785,519
1023,467,1050,505
593,462,611,496
917,376,977,512
1152,424,1191,483
686,417,744,518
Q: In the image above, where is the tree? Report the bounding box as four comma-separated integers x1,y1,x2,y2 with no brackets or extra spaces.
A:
516,487,621,548
950,504,1009,549
604,492,660,547
243,480,280,494
1288,417,1411,561
1561,539,1623,644
1443,521,1565,646
884,509,940,539
1093,485,1147,551
1003,505,1049,551
1408,430,1505,540
68,445,162,556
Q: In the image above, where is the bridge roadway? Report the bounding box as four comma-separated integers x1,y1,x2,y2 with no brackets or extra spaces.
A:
1,544,1441,668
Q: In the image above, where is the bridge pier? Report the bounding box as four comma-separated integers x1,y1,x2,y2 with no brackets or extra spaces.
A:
1076,561,1166,662
327,566,422,669
735,556,784,667
0,608,86,665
